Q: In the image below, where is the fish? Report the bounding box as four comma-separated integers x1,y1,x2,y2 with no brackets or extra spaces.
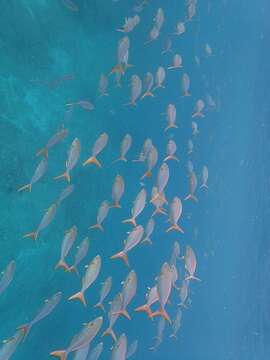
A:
178,279,189,308
168,54,183,70
87,342,103,360
191,121,199,136
145,26,160,44
111,175,125,208
18,292,62,340
205,43,213,57
102,293,122,341
166,197,184,233
174,21,186,35
113,134,132,163
68,237,90,275
151,186,167,216
206,93,217,109
111,334,127,360
114,270,137,320
170,264,179,289
117,15,140,33
169,308,182,339
151,263,172,322
161,37,172,54
165,104,178,131
83,133,108,168
98,74,109,97
0,260,16,296
181,73,191,96
111,225,144,266
18,158,48,192
73,344,90,360
151,163,169,204
170,241,181,266
94,276,112,312
56,184,75,206
36,127,68,158
122,188,146,226
164,140,179,162
126,75,142,106
187,160,194,175
68,255,101,306
135,285,158,317
141,72,154,99
200,165,209,189
187,2,196,21
111,36,130,75
153,66,166,90
126,340,138,359
149,318,165,351
141,145,158,179
54,138,81,182
192,99,205,117
142,218,155,244
188,139,194,154
23,203,57,241
66,101,94,111
55,226,77,270
90,200,110,231
0,330,24,360
50,317,103,360
154,8,165,30
133,138,153,162
185,245,201,281
184,171,198,202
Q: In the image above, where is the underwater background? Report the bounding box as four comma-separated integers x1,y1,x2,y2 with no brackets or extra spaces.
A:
0,0,269,359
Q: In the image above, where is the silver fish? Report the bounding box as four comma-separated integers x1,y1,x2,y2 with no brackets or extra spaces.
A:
142,218,155,244
168,54,183,69
169,308,182,339
56,184,75,206
54,138,81,182
164,140,179,162
152,163,169,204
188,139,194,154
111,175,125,208
174,21,186,35
145,26,160,44
23,203,57,241
192,99,205,117
141,72,154,99
98,74,109,97
87,342,103,360
178,279,189,307
123,188,146,226
55,226,77,270
185,246,200,281
161,37,172,54
154,66,166,90
0,330,24,360
36,127,68,158
126,340,138,359
111,334,127,360
185,171,198,202
102,293,122,341
154,8,165,30
113,134,132,162
94,276,113,312
205,43,213,57
83,133,108,168
0,260,16,296
68,237,90,275
18,158,48,192
73,344,90,360
90,200,110,231
165,104,178,131
151,186,167,216
181,73,191,96
127,75,142,105
68,255,102,306
149,318,165,351
200,165,209,189
18,292,62,340
187,160,194,175
141,145,158,179
117,270,137,319
191,121,199,136
166,197,184,233
133,138,153,162
135,285,158,317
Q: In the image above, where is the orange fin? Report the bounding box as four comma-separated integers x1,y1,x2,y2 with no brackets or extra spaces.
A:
135,304,151,316
140,171,152,180
54,172,70,183
17,324,31,341
122,218,136,227
18,184,32,192
83,156,102,168
55,260,69,271
110,251,129,267
151,308,171,323
66,265,79,276
184,194,198,202
50,350,67,360
23,232,38,241
166,224,184,233
68,291,87,306
102,327,117,342
89,223,104,232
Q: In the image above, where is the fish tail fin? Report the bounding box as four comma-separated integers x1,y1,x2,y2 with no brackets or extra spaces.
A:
192,112,204,118
140,171,152,180
123,101,137,107
141,237,152,245
55,260,69,270
89,223,104,232
17,324,31,341
185,275,201,282
54,172,70,182
66,265,79,276
152,207,167,217
183,91,191,97
110,251,129,267
94,302,105,312
50,350,67,360
36,148,48,158
111,202,121,209
164,124,178,132
111,157,127,164
141,92,154,100
68,291,87,306
200,183,209,189
164,155,179,162
113,309,131,320
102,327,117,342
135,304,151,316
151,308,171,323
178,302,188,309
18,184,32,192
169,334,177,339
122,217,136,227
23,232,38,241
184,194,198,202
166,224,184,233
83,156,102,168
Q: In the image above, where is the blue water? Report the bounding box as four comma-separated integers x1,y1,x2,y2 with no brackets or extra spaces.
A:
0,0,269,359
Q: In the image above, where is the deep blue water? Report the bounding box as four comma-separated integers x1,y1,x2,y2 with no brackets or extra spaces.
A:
0,0,269,359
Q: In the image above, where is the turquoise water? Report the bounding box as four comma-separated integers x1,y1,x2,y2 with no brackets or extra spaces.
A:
0,0,269,359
